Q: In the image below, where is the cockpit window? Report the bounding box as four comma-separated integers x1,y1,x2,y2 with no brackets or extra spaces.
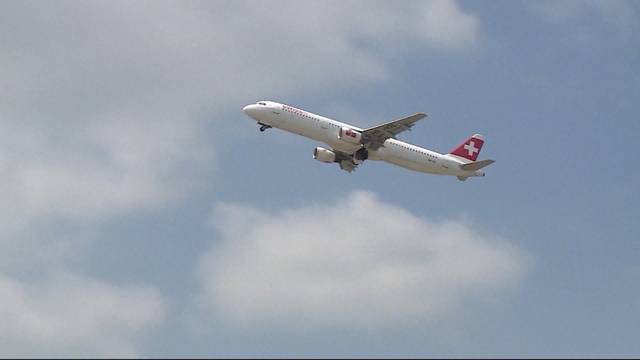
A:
257,102,267,106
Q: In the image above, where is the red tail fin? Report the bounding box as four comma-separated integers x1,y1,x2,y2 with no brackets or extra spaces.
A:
449,134,485,162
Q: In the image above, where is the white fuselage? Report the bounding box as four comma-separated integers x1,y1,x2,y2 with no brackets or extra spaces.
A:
243,101,483,177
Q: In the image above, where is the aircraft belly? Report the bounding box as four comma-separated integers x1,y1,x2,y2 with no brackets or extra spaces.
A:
378,145,442,174
275,113,311,136
387,157,433,173
328,140,360,153
310,126,359,153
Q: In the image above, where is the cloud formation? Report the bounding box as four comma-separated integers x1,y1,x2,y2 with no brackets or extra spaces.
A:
0,1,482,355
0,0,479,228
199,191,527,328
0,273,165,357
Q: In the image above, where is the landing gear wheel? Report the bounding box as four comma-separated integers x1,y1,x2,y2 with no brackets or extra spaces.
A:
259,124,272,132
355,147,369,161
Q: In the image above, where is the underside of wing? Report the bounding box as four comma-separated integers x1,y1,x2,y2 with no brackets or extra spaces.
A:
361,113,427,150
332,149,360,172
338,159,358,172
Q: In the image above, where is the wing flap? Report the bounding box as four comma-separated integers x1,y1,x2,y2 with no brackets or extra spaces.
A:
328,149,359,173
338,159,358,173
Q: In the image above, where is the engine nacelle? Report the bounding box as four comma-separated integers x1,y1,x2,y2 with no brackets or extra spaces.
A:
313,147,336,163
338,127,362,144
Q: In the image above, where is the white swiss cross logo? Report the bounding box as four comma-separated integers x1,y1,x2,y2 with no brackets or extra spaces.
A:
463,141,479,157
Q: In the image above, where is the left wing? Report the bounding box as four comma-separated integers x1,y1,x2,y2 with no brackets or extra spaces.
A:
332,149,360,173
361,113,427,150
338,159,358,173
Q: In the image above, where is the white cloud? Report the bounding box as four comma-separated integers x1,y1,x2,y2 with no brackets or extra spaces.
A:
199,191,527,328
409,0,480,49
0,273,165,357
0,0,479,228
0,0,479,230
0,2,481,354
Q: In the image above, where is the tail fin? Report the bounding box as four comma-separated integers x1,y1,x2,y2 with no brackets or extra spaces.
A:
449,134,485,162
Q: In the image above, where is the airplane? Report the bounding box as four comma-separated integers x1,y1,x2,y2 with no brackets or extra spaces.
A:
242,100,494,181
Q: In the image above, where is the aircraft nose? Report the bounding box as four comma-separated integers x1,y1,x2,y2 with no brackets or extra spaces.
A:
243,104,259,118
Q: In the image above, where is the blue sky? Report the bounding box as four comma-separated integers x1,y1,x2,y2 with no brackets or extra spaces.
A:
1,0,639,357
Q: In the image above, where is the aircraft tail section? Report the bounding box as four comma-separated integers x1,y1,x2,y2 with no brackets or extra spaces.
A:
449,134,485,162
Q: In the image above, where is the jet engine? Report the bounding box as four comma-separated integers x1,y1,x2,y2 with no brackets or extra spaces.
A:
338,127,362,144
313,147,336,163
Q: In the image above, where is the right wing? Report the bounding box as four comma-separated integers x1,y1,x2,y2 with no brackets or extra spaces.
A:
361,113,427,150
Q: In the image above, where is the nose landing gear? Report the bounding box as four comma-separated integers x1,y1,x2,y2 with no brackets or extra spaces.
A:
258,123,272,132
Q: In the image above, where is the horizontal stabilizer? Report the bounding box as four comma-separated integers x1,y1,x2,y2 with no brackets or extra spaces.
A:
460,159,495,171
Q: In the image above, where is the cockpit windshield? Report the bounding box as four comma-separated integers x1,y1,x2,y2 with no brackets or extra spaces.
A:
257,101,267,106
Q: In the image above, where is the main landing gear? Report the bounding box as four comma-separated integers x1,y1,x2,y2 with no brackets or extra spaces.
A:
258,123,272,132
355,147,369,161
